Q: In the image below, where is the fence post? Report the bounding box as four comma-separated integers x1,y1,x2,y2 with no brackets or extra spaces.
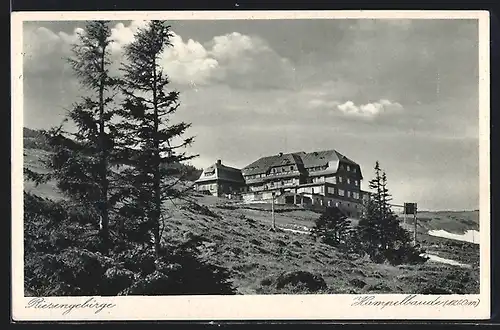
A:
413,206,418,246
271,191,276,229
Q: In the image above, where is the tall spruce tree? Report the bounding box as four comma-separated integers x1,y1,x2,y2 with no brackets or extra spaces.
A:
25,21,119,252
115,21,195,257
356,161,416,263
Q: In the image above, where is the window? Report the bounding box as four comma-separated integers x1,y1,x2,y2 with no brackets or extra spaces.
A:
339,176,343,183
338,189,345,196
353,167,357,173
347,178,351,184
327,187,336,195
326,176,337,184
347,165,351,171
347,191,351,198
354,180,358,186
290,165,294,171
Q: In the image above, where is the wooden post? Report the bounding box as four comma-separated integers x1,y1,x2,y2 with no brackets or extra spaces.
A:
413,206,418,246
271,192,276,229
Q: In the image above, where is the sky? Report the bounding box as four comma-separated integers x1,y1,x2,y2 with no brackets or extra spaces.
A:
22,18,481,211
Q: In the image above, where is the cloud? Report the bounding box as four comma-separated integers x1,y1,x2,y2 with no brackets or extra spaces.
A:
337,99,403,118
109,21,220,85
204,32,296,89
208,32,268,60
24,21,293,89
23,27,75,74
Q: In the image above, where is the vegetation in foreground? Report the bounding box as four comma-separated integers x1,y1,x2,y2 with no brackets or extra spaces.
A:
24,188,480,296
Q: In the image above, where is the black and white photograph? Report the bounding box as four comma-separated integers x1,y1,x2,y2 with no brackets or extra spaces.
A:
12,11,490,320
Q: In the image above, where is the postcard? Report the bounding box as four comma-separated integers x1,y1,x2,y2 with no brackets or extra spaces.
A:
11,10,491,321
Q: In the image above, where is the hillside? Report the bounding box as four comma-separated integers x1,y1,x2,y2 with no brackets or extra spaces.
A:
160,195,480,294
23,127,203,182
398,210,479,234
22,134,481,295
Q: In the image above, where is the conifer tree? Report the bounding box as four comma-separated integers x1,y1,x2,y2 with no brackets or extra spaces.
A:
356,161,418,263
114,21,195,257
25,21,119,252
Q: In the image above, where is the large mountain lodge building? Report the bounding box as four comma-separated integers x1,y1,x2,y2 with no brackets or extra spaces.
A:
194,149,370,218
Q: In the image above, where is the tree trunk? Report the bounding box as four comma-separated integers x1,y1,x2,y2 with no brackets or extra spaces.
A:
98,46,109,253
152,56,161,258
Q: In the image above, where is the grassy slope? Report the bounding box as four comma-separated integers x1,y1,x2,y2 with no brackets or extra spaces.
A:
22,146,480,295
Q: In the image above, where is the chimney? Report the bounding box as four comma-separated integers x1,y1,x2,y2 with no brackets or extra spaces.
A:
278,152,283,157
216,159,222,165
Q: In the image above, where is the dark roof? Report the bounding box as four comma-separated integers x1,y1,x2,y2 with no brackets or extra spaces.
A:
195,162,245,184
242,152,305,176
242,149,359,176
301,149,358,168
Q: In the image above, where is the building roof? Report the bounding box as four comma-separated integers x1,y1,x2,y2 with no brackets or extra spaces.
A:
195,161,245,184
242,149,360,177
301,150,357,168
242,152,305,176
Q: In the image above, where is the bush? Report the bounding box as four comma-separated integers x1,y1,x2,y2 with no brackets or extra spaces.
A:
312,207,352,247
384,244,428,265
275,271,327,293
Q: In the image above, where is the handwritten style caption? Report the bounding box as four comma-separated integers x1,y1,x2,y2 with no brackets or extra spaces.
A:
351,294,480,309
26,297,116,315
